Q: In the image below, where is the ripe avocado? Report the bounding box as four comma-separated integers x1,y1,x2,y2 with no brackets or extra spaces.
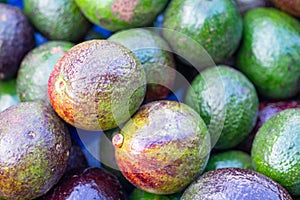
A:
236,8,300,99
108,28,176,101
162,0,242,63
271,0,300,17
0,3,35,80
48,40,146,131
252,108,300,196
0,79,19,112
185,66,258,149
17,41,73,105
24,0,91,42
0,102,71,200
75,0,169,32
113,100,210,195
181,168,293,199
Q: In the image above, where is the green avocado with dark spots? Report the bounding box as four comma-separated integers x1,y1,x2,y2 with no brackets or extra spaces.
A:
0,79,19,112
236,8,300,99
0,102,71,200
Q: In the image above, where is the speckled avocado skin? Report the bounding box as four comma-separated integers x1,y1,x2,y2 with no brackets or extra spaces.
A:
252,108,300,196
236,8,300,99
48,40,146,131
181,168,293,200
75,0,169,31
162,0,242,63
0,102,71,200
114,100,210,195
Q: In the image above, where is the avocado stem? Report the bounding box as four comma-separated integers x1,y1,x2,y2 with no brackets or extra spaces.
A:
113,133,124,148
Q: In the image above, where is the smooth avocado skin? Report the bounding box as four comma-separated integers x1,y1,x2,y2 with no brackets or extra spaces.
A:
162,0,242,63
17,41,73,105
252,109,300,196
48,40,146,131
0,4,35,80
0,79,19,112
185,66,258,149
181,168,293,199
236,8,300,100
24,0,91,42
0,102,71,200
75,0,169,32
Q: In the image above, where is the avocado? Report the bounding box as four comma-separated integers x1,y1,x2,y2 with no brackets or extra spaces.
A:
185,65,258,149
236,8,300,99
75,0,169,32
48,40,146,131
271,0,300,17
113,100,210,195
0,79,19,112
181,168,293,199
17,41,73,105
0,102,71,200
130,188,181,200
24,0,91,42
162,0,242,63
205,150,252,171
40,167,126,200
252,108,300,196
108,28,176,101
0,3,35,80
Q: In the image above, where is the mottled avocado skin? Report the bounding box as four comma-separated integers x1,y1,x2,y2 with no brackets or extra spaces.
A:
236,8,300,99
252,108,300,196
0,102,71,200
0,4,35,80
181,168,293,200
114,100,210,195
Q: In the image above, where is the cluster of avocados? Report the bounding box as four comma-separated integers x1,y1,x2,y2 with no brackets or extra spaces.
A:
0,0,300,199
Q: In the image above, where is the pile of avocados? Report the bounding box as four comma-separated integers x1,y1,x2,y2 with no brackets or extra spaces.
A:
0,0,300,199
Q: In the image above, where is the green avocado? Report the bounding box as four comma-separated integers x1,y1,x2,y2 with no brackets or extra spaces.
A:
0,102,71,200
0,79,19,112
24,0,91,42
252,108,300,196
236,8,300,99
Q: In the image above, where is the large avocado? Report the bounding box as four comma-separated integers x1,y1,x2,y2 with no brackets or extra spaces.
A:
236,8,300,99
0,102,71,200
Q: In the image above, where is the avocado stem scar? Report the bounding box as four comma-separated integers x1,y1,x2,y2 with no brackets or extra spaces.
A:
113,133,124,148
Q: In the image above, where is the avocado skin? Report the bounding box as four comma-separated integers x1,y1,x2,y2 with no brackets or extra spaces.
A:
24,0,91,42
272,0,300,17
65,140,88,173
17,41,74,105
162,0,242,63
0,102,71,200
75,0,169,32
181,168,293,200
252,108,300,196
0,4,35,80
130,188,181,200
236,8,300,100
0,79,19,112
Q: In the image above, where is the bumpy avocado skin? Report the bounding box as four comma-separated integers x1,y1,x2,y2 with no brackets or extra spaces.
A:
0,4,35,80
185,66,258,149
236,8,300,99
48,40,146,131
24,0,91,42
181,168,293,199
109,28,176,101
0,79,19,112
252,109,300,196
17,41,74,105
75,0,168,31
0,102,71,200
114,100,210,195
162,0,242,63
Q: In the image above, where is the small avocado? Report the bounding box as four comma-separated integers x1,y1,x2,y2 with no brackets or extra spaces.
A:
17,41,73,105
113,100,211,195
236,8,300,99
75,0,169,32
0,79,19,112
109,28,176,101
48,40,146,131
130,188,181,200
24,0,91,42
40,167,126,200
181,168,293,199
163,0,242,63
185,65,258,149
252,108,300,196
0,102,71,200
271,0,300,17
0,3,35,80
